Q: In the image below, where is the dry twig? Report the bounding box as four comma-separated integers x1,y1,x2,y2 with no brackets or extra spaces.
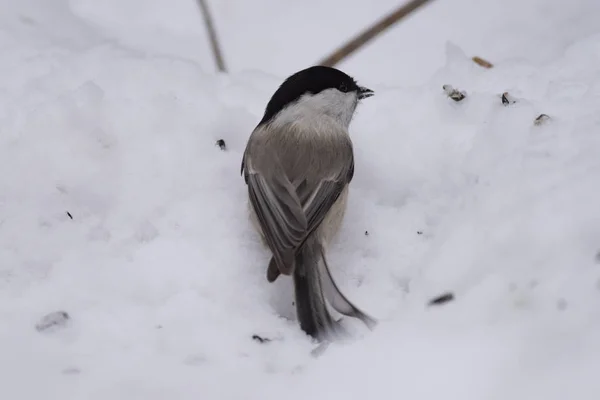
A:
196,0,227,72
318,0,435,67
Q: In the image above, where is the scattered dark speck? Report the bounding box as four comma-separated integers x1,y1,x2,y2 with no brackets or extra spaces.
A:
216,139,226,150
534,114,551,126
252,334,271,343
35,311,70,332
364,230,369,236
417,231,423,235
428,292,455,306
443,84,466,102
66,211,73,220
156,325,163,329
501,92,516,105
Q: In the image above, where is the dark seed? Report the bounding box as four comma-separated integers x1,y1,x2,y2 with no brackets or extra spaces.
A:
66,211,73,220
428,292,455,306
252,334,271,343
443,85,466,102
35,311,70,332
501,92,516,105
534,114,551,126
216,139,226,150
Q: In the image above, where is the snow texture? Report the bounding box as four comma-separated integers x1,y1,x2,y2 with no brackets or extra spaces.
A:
1,0,600,399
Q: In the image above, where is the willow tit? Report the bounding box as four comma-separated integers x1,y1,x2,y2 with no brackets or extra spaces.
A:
241,66,377,341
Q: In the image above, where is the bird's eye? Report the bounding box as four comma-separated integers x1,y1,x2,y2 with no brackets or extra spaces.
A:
339,82,348,92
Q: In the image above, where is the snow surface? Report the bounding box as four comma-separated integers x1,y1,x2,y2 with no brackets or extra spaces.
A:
2,0,600,399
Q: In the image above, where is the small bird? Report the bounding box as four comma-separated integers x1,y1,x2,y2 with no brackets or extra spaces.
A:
241,65,377,341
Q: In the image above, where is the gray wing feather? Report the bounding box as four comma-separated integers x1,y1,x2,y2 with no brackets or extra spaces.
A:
318,245,378,330
243,124,353,278
301,178,347,241
267,159,349,282
247,167,307,275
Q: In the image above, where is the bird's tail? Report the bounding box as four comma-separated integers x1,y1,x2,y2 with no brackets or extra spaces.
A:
293,236,377,341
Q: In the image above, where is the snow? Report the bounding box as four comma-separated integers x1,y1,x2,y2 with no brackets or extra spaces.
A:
2,0,600,398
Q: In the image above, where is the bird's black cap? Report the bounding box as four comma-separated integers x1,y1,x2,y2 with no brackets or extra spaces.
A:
258,66,373,126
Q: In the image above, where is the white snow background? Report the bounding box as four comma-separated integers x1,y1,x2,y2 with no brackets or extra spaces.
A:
1,0,600,399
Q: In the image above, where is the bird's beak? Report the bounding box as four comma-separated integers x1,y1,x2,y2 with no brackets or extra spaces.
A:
358,86,374,100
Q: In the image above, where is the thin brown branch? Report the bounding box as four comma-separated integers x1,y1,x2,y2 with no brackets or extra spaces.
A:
317,0,434,68
196,0,227,73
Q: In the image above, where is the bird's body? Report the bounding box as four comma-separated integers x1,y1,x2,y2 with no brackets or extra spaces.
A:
241,66,376,340
245,130,350,249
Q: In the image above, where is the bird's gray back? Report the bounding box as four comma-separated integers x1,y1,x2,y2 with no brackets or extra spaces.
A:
247,118,353,186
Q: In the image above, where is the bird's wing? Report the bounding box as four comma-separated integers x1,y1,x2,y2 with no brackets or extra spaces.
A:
245,152,308,275
243,124,354,276
262,166,352,282
298,174,349,242
296,136,354,242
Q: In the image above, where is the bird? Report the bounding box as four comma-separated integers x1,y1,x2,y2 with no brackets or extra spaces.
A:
241,65,377,341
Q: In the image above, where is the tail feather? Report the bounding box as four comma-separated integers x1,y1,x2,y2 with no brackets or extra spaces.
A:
318,246,378,330
292,237,377,341
293,240,344,341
